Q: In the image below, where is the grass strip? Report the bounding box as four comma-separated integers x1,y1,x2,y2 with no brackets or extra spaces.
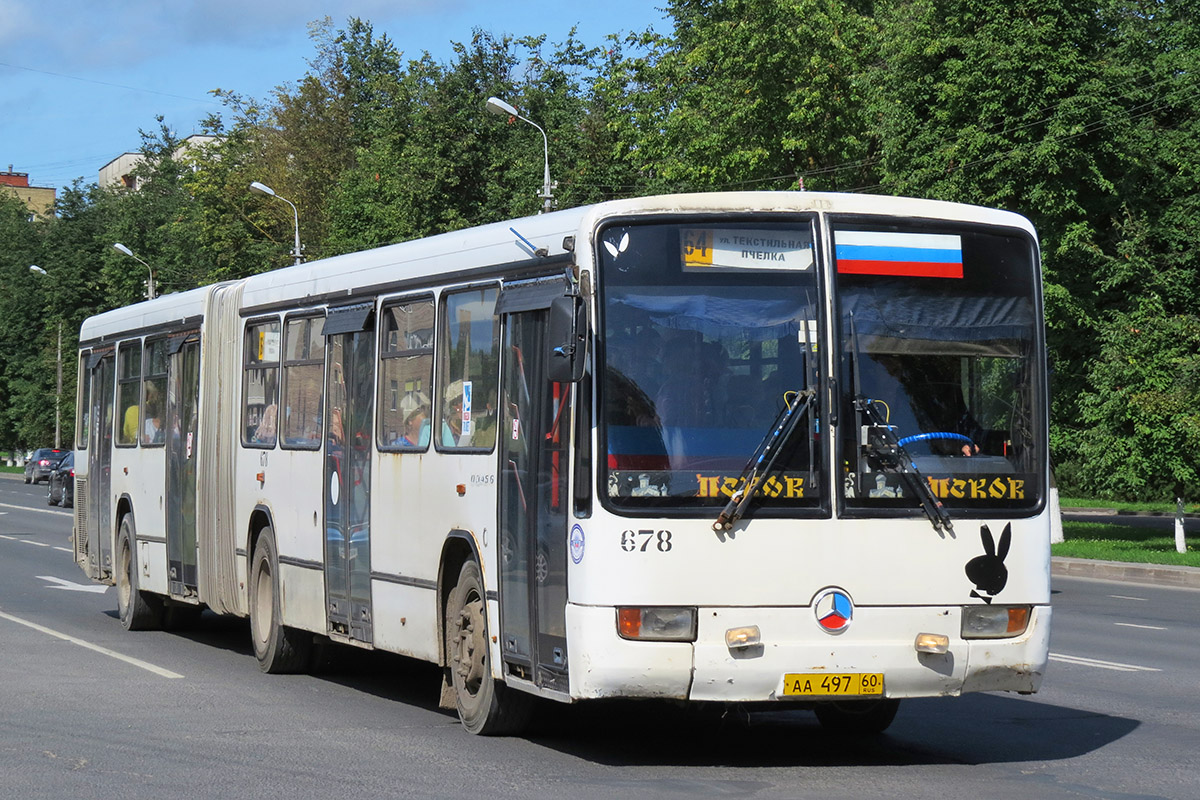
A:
1055,521,1200,568
1060,496,1200,514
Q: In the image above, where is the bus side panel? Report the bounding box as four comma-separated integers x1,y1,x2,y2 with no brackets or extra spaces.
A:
371,583,439,662
372,452,495,665
241,447,327,635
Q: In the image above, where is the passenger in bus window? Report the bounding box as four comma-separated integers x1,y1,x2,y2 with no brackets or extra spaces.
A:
442,381,470,446
122,400,139,443
253,403,278,444
402,406,430,447
143,383,164,443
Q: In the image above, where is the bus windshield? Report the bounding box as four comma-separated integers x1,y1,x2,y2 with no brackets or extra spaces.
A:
835,221,1044,513
599,220,822,513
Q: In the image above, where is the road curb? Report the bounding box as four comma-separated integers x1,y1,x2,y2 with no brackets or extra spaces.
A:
1052,556,1200,589
1065,506,1200,519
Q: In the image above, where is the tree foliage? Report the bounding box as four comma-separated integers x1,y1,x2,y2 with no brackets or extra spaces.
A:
5,2,1199,501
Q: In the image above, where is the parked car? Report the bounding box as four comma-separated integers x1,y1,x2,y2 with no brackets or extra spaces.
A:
46,451,75,508
24,448,66,484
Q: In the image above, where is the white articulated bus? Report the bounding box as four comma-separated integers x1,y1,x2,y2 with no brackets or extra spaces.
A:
72,191,1050,735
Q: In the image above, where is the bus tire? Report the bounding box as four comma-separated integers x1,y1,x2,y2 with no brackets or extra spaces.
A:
814,698,901,735
446,560,532,735
250,525,310,674
117,516,163,631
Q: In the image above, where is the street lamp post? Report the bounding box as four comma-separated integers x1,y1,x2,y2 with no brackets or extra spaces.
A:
485,96,556,214
249,181,304,266
112,242,156,300
28,265,63,450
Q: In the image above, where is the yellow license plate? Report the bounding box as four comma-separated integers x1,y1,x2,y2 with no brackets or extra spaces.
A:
782,673,884,697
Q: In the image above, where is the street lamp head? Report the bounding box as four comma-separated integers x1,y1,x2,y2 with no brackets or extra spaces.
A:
485,96,519,118
29,265,47,275
249,181,276,197
112,242,134,257
485,95,555,214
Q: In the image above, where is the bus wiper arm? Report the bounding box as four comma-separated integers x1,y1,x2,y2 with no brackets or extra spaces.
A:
714,388,815,533
857,398,955,536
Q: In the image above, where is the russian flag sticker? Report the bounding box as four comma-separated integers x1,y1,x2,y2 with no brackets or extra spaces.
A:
835,231,964,279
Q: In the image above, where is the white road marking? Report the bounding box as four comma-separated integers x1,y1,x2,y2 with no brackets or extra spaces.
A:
0,608,183,679
23,540,50,547
1109,594,1148,601
1114,622,1167,631
0,501,72,517
1050,653,1160,672
53,546,73,553
38,575,109,594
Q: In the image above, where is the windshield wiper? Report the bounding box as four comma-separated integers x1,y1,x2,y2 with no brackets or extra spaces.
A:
856,397,955,536
713,388,815,533
847,310,953,536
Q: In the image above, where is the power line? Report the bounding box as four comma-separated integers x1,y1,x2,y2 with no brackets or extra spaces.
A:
0,61,222,106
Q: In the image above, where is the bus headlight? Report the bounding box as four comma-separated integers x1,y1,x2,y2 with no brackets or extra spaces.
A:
961,605,1031,639
617,607,697,642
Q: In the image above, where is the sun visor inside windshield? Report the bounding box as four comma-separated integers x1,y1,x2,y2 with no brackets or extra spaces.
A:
610,293,810,341
842,291,1033,356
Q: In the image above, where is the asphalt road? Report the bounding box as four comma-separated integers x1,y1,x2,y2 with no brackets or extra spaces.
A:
2,473,1199,800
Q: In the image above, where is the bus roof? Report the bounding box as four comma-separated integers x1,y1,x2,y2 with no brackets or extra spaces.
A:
79,191,1035,341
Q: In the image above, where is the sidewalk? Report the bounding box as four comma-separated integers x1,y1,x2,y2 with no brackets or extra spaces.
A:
1052,556,1200,590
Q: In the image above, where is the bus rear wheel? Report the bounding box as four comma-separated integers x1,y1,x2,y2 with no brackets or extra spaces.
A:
814,698,901,735
117,516,163,631
445,560,532,735
249,525,311,673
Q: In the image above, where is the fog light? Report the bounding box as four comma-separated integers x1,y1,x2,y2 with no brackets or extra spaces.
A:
616,607,697,641
725,625,761,649
962,605,1031,639
915,632,950,654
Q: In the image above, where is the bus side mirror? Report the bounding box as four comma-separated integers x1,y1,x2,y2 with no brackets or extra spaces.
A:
548,295,586,383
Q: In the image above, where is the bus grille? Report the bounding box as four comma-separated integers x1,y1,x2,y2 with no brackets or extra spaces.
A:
74,477,88,564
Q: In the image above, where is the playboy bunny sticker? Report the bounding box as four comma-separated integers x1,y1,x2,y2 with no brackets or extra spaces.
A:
965,523,1011,604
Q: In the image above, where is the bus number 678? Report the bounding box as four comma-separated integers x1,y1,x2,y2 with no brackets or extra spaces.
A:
621,530,673,553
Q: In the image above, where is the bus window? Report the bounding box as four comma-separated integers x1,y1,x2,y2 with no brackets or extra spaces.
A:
77,351,90,450
835,223,1043,512
243,319,281,447
438,287,499,451
141,339,168,446
378,298,434,450
116,341,142,447
598,221,822,513
282,316,325,449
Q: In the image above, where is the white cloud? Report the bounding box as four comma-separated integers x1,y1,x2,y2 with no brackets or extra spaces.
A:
0,0,446,71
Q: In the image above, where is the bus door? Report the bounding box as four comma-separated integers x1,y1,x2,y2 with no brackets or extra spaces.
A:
166,336,200,596
322,304,375,643
498,307,571,692
87,352,115,580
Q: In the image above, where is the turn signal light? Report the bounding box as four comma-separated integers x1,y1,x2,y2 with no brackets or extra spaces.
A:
962,605,1031,639
725,626,761,649
915,632,950,654
616,607,697,641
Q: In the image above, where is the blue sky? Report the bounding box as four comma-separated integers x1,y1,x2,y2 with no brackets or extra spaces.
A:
0,0,669,191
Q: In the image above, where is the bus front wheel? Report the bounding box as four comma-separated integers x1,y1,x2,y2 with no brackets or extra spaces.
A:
814,698,901,735
445,560,532,735
250,525,311,673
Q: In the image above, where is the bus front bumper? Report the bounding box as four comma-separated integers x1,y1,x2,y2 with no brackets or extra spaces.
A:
566,603,1050,702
